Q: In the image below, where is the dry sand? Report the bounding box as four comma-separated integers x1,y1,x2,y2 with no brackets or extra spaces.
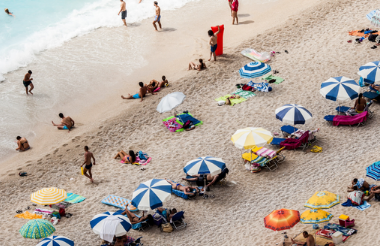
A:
2,0,380,245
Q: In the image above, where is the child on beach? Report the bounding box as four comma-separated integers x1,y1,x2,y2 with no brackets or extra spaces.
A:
159,76,169,87
208,26,220,61
231,0,239,25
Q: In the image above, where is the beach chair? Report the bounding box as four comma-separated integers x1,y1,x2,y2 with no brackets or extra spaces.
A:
242,148,285,171
324,111,368,127
170,211,187,230
280,132,309,150
363,91,378,100
335,101,373,118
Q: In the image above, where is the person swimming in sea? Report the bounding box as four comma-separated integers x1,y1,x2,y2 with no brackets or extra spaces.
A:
5,8,14,17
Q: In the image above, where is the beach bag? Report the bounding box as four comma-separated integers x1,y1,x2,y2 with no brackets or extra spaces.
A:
138,151,148,160
161,223,173,233
196,175,206,186
369,33,378,42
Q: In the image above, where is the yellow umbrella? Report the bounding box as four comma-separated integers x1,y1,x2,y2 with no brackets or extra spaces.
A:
31,187,67,205
231,127,273,150
300,209,333,224
304,191,340,209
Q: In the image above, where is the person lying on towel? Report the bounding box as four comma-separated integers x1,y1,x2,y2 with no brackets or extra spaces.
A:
121,208,153,225
347,178,372,192
291,231,315,246
166,179,200,194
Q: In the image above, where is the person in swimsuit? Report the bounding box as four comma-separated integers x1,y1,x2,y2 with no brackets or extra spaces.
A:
114,150,136,163
208,26,220,61
352,93,366,113
291,231,315,246
146,80,159,94
153,1,162,31
165,179,199,195
188,59,207,71
16,136,30,151
5,8,14,17
121,82,152,102
118,0,127,26
159,76,169,87
52,113,75,132
23,70,34,95
121,208,150,224
231,0,239,25
347,178,371,192
81,146,95,183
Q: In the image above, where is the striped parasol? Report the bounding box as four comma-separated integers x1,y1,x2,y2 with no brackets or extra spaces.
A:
275,104,312,125
358,61,380,84
231,127,273,150
366,161,380,181
320,76,359,101
31,187,67,205
131,179,172,210
239,61,271,78
36,236,74,246
184,156,226,176
20,219,55,239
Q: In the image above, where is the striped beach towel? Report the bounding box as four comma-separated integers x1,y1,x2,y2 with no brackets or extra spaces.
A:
102,195,138,212
232,89,255,99
65,193,86,204
256,147,276,158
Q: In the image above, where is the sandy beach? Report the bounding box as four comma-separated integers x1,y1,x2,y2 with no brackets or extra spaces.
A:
2,0,380,245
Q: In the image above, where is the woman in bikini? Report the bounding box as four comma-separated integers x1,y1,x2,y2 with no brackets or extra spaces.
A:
114,150,136,163
121,208,150,224
16,136,30,151
165,179,199,195
352,93,366,113
188,59,206,71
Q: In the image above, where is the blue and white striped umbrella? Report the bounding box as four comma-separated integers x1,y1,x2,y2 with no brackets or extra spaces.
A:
36,236,74,246
239,62,271,78
131,179,172,210
367,10,378,20
275,104,312,125
90,212,131,241
184,156,226,176
366,161,380,181
320,76,359,101
358,61,380,84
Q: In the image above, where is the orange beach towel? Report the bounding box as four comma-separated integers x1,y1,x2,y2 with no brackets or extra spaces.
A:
349,30,379,37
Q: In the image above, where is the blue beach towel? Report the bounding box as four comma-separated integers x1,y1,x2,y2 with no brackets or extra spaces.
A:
341,199,371,211
176,113,202,126
64,193,86,204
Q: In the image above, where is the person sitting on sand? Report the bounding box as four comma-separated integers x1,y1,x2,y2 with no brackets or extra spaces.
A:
16,136,30,151
165,179,199,195
351,93,366,113
121,82,153,102
366,185,380,201
146,79,159,94
5,8,14,17
114,150,136,163
291,231,315,246
188,59,207,71
52,113,75,132
121,208,152,225
159,76,169,87
348,178,371,192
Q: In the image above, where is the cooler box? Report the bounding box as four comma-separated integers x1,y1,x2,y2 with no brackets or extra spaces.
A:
332,231,343,244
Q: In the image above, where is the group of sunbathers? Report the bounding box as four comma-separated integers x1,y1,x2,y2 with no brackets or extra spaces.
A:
121,76,169,102
347,178,380,202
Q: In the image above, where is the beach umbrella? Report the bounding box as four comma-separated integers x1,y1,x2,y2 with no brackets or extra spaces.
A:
300,209,333,224
131,179,172,210
370,10,380,28
31,187,67,205
358,61,380,84
366,161,380,181
156,92,185,113
264,209,300,231
304,191,340,209
231,127,273,150
20,219,55,239
367,10,378,20
90,212,131,242
320,76,359,101
275,104,312,125
239,61,271,78
184,156,226,176
36,236,74,246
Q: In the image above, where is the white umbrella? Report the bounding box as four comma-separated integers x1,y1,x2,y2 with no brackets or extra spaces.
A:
90,212,131,243
157,92,185,113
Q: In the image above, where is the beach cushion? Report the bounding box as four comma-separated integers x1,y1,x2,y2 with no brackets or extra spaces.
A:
363,91,378,99
102,195,138,212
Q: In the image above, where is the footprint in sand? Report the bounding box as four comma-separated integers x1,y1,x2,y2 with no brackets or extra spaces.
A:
63,144,68,147
8,173,15,176
17,168,22,170
26,164,32,167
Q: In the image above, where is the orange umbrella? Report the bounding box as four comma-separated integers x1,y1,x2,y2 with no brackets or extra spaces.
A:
264,208,300,231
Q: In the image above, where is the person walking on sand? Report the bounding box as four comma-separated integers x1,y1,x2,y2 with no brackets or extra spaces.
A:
121,82,154,102
52,113,75,132
153,1,162,31
231,0,239,25
208,25,220,61
23,70,34,95
118,0,127,26
16,136,30,151
81,146,95,183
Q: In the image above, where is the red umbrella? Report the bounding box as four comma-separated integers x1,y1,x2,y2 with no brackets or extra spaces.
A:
264,208,300,231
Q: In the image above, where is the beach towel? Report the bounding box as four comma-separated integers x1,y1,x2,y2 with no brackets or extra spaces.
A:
347,190,365,206
342,199,371,211
348,30,378,37
102,195,138,212
263,75,284,84
241,48,271,63
256,147,276,158
101,215,120,243
15,211,42,220
332,111,368,126
176,113,203,126
215,95,247,106
324,223,357,237
162,116,184,132
232,89,255,99
248,81,271,92
65,193,86,204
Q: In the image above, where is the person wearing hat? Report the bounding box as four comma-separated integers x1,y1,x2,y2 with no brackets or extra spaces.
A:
5,8,14,17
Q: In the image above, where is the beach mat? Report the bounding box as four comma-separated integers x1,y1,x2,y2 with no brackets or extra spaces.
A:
65,193,86,204
348,30,379,37
215,95,247,106
263,74,284,84
102,195,138,212
232,89,255,99
241,48,271,63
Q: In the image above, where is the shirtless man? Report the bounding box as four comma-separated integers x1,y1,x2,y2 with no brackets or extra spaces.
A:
23,70,34,95
81,146,95,183
16,136,30,151
121,82,152,102
208,25,220,61
153,1,162,31
165,179,199,195
52,113,75,132
347,178,371,192
159,76,168,87
291,231,315,246
118,0,127,26
121,208,149,224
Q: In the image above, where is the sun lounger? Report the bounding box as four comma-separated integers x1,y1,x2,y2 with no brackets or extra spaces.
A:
101,195,138,212
270,137,286,146
324,111,368,127
170,181,199,199
363,91,378,100
170,211,187,230
281,125,299,136
280,131,309,150
242,148,285,171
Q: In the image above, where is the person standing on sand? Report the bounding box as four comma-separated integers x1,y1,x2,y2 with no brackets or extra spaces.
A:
16,136,30,151
118,0,127,26
23,70,34,95
52,113,75,132
231,0,239,25
153,1,162,31
121,82,154,102
81,146,95,183
208,25,220,61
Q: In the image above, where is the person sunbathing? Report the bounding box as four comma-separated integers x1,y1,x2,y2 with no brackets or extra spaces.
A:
188,59,207,71
165,179,199,195
365,185,380,201
16,136,30,151
348,178,372,192
114,150,136,163
183,173,214,182
351,93,366,113
121,208,150,224
291,231,315,246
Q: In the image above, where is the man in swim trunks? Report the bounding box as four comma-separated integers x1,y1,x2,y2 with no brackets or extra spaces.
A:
165,179,199,195
121,82,152,102
291,231,315,246
52,113,75,132
16,136,30,151
81,146,95,183
23,70,34,95
118,0,127,26
208,25,220,62
153,1,162,31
